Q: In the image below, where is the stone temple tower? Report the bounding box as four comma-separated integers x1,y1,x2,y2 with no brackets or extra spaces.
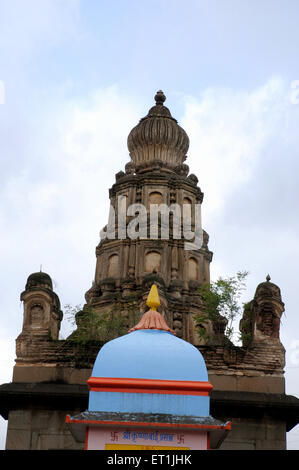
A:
80,90,213,345
1,90,299,451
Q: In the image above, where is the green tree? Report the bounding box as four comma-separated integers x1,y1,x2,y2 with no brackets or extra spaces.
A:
196,270,249,342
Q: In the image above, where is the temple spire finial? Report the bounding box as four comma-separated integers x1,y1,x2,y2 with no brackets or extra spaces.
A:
154,90,166,105
146,283,160,311
128,284,174,334
266,274,271,282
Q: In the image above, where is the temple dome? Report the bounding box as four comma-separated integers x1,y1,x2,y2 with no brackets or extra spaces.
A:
254,274,282,301
25,271,53,290
127,90,189,169
91,284,208,383
91,329,208,382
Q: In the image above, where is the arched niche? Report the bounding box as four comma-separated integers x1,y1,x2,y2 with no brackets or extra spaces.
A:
183,196,193,223
188,257,198,281
107,254,119,278
145,251,161,273
30,303,44,329
149,191,163,206
183,196,192,205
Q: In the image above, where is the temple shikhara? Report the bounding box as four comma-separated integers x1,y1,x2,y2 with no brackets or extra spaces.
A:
1,91,299,449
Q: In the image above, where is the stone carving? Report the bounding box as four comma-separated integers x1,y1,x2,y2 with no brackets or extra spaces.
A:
125,162,135,175
173,311,183,338
174,163,189,176
188,174,198,185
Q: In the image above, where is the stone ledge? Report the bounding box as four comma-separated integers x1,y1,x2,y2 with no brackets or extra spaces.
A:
210,390,299,432
0,382,88,419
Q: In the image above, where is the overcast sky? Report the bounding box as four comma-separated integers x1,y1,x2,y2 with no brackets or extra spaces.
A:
1,0,299,450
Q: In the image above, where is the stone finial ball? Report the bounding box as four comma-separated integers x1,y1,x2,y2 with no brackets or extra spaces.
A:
154,90,166,105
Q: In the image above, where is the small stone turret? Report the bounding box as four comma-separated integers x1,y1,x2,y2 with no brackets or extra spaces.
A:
239,275,285,346
16,271,63,360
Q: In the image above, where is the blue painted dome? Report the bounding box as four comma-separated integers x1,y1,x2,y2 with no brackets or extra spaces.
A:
91,329,208,382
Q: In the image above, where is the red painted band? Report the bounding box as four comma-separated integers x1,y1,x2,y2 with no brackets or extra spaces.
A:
88,387,209,396
87,377,213,396
66,415,231,432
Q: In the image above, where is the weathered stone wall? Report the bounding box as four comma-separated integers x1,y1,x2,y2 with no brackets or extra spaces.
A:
6,409,84,450
219,417,286,450
5,409,286,450
13,336,285,390
4,383,295,450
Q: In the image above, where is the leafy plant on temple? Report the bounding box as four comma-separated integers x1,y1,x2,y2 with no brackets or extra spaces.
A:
195,270,249,342
64,301,139,344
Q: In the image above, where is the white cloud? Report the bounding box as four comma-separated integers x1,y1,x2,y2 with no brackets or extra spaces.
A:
181,77,291,217
0,86,142,340
0,0,80,62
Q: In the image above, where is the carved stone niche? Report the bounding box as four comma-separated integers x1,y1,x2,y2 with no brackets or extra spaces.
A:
187,257,198,281
29,303,44,329
145,251,161,274
107,253,119,278
148,191,163,206
21,294,50,335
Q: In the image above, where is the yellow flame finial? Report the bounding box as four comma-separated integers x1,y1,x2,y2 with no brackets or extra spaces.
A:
146,284,160,311
129,283,174,334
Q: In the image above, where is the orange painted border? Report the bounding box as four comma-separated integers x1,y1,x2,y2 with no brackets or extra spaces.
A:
207,432,210,450
84,427,89,450
66,414,231,432
87,377,213,396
